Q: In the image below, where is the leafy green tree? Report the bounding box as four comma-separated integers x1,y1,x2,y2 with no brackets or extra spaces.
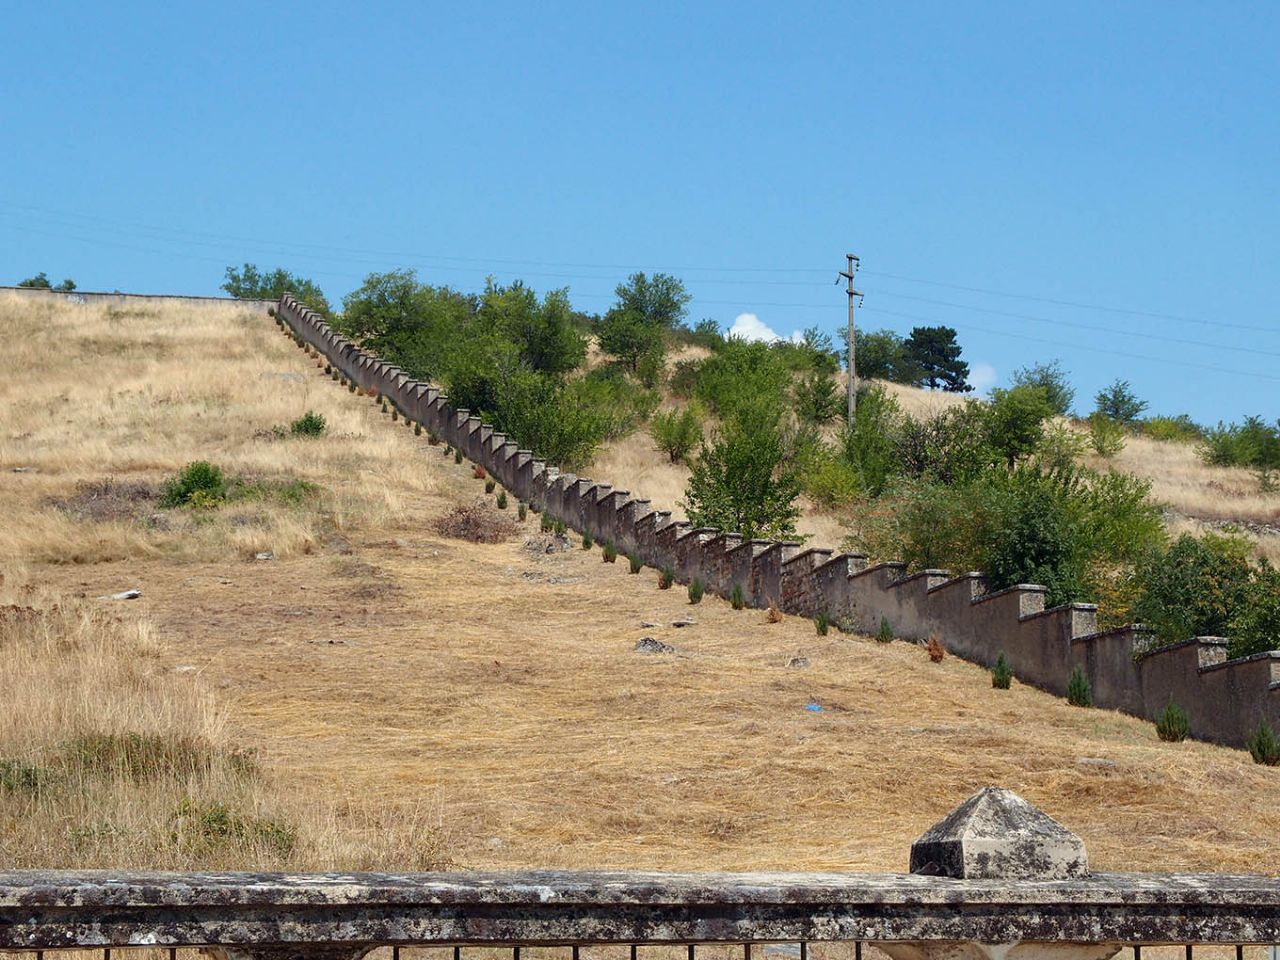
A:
840,384,903,496
597,272,690,372
847,328,920,383
1093,378,1148,425
17,272,52,288
792,370,842,425
904,326,971,392
54,277,76,291
1230,561,1280,659
896,401,997,485
683,402,801,540
693,337,790,418
987,385,1055,468
478,279,586,375
339,270,477,373
222,263,331,316
1010,360,1075,416
1129,533,1255,646
650,405,704,463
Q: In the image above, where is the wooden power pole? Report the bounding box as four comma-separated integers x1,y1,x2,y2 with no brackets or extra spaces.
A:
838,253,862,420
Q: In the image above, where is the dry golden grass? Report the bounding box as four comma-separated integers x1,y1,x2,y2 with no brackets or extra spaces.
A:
5,292,1280,879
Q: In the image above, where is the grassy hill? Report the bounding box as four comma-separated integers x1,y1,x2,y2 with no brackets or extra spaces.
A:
2,290,1280,875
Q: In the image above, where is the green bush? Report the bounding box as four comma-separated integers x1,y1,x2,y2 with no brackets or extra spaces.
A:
496,491,508,510
222,263,330,317
799,449,861,507
1141,414,1203,444
581,531,594,550
987,385,1055,468
650,405,704,463
839,385,902,497
160,461,227,508
815,607,830,636
1066,667,1092,707
485,478,496,494
991,653,1012,689
289,411,326,437
896,401,997,486
602,540,617,563
414,422,422,435
541,513,553,533
876,616,894,643
1248,721,1280,766
554,519,567,536
659,566,675,589
730,583,745,610
1155,699,1190,742
792,371,842,425
628,554,643,574
1087,412,1126,458
693,338,790,419
688,578,704,604
1036,421,1089,471
1094,379,1147,425
1229,561,1280,660
517,502,527,521
454,449,463,464
1010,360,1075,417
683,402,801,541
1130,533,1255,648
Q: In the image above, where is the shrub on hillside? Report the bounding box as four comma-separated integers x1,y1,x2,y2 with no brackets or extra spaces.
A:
1010,360,1075,417
987,385,1056,467
1155,699,1190,742
1129,533,1255,648
1035,421,1089,471
650,405,704,463
160,461,227,508
1228,561,1280,660
792,370,842,425
1248,721,1280,766
222,263,330,317
688,578,704,604
896,401,998,486
1141,414,1203,444
683,402,801,541
1086,412,1126,458
692,338,790,418
1094,379,1148,425
289,411,326,437
1066,667,1092,707
839,384,903,496
991,653,1013,689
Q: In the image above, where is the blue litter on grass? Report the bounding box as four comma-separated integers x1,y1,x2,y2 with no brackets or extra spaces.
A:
804,702,823,713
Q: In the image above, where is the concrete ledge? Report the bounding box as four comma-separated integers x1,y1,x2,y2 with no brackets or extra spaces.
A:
5,869,1280,950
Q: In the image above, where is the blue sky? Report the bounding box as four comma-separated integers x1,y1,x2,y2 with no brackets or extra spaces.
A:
2,2,1277,423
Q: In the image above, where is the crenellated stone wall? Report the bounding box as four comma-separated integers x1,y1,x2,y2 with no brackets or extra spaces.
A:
276,295,1280,752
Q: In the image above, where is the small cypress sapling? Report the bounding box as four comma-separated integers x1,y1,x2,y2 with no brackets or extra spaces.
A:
1248,721,1280,766
628,554,643,574
540,514,553,532
659,566,675,589
602,540,617,563
876,616,894,644
1155,699,1190,742
730,583,745,610
391,407,399,421
581,530,594,550
688,578,704,604
991,653,1013,690
517,502,527,521
554,519,567,536
815,608,830,636
1066,667,1093,707
485,479,496,494
454,449,463,464
496,491,508,510
414,423,422,435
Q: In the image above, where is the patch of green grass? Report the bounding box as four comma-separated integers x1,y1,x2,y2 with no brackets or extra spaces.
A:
228,478,320,507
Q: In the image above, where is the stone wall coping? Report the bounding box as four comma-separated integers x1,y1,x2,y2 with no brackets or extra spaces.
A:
1199,648,1280,674
1071,625,1155,646
1019,602,1100,623
4,868,1280,908
970,583,1048,606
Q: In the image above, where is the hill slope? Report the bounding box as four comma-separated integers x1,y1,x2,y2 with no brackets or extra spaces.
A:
2,290,1278,874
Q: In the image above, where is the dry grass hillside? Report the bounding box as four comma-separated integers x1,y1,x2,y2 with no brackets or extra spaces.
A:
3,290,1280,882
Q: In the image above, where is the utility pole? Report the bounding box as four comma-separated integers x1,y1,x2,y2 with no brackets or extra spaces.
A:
838,253,862,421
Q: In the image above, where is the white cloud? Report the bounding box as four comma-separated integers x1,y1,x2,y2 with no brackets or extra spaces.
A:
970,362,998,395
728,313,780,342
727,313,805,345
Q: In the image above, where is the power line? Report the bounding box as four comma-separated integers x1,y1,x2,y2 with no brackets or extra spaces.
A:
862,305,1280,385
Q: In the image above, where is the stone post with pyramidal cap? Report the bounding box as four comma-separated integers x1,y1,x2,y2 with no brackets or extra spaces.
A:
879,786,1121,960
